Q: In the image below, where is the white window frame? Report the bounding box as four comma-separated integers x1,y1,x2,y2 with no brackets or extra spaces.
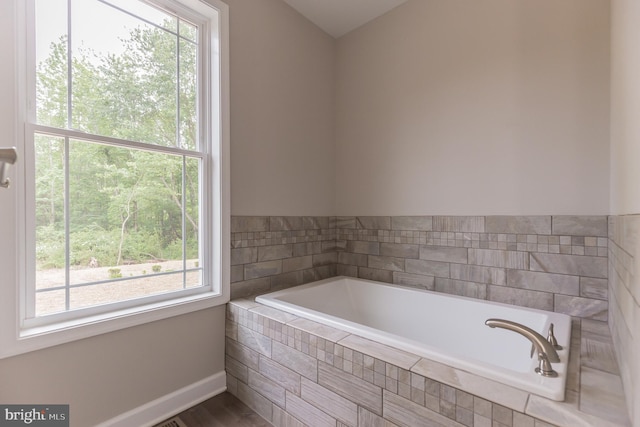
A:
0,0,229,359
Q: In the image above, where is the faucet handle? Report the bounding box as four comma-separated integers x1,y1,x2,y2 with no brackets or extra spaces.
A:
530,343,535,359
535,352,558,377
547,323,563,350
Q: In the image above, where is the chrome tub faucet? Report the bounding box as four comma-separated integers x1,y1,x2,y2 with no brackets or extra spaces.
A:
485,318,561,377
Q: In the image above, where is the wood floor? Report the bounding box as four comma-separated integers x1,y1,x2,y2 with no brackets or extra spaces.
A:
157,392,272,427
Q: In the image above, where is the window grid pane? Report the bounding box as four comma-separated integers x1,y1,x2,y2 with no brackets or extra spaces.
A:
33,128,204,316
35,0,199,149
35,0,68,128
33,0,206,318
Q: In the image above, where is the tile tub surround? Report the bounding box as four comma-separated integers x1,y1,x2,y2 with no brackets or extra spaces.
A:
231,216,338,299
226,299,630,427
232,215,610,321
609,215,640,427
335,215,609,322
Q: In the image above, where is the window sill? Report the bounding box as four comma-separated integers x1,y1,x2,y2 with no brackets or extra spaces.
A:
2,291,228,359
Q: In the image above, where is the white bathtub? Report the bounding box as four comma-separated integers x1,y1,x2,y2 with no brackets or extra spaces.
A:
256,276,571,401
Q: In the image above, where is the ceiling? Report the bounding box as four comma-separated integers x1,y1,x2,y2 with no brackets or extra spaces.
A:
281,0,409,38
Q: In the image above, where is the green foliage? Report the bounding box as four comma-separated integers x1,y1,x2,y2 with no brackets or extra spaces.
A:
151,264,162,273
35,225,65,268
35,19,201,271
69,227,120,267
108,268,122,279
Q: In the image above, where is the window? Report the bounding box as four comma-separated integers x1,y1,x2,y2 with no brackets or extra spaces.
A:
1,0,229,357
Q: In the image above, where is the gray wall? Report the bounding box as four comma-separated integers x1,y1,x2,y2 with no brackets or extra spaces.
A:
335,0,610,216
610,0,640,425
227,0,336,216
0,309,225,427
0,0,333,425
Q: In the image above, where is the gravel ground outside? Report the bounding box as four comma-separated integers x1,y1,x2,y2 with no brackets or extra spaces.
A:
35,259,201,316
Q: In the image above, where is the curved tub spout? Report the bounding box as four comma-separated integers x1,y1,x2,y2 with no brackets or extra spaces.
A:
485,318,560,363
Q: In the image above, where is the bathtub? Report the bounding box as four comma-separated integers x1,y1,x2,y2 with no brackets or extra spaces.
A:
256,276,571,401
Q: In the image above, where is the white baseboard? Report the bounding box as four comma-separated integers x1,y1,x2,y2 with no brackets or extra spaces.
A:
95,371,227,427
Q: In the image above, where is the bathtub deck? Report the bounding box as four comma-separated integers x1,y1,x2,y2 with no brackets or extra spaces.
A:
226,297,630,427
255,276,572,401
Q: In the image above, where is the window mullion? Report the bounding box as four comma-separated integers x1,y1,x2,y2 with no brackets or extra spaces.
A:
66,0,72,129
31,124,204,159
182,156,187,289
177,20,186,289
65,0,72,312
176,19,181,149
64,136,70,311
23,0,37,322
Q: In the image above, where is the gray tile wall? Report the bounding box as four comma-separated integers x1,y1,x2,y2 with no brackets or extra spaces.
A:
608,215,640,427
229,215,636,426
336,216,609,321
231,216,609,322
231,216,337,298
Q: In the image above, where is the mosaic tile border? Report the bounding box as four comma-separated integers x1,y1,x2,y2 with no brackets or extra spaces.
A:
336,229,608,257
